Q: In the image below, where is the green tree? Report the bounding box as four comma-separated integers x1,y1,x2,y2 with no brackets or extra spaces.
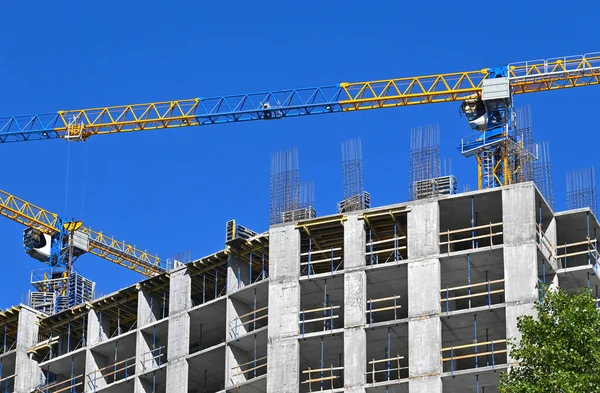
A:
498,286,600,392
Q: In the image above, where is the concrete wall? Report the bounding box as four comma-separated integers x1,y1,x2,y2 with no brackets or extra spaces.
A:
343,215,366,391
407,200,442,393
266,225,300,393
166,266,191,393
14,307,41,393
502,184,540,364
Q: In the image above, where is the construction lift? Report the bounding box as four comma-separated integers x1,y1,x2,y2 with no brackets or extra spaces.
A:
0,188,172,315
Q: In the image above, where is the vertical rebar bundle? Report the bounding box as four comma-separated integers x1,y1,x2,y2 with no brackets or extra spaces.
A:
270,149,316,224
339,138,369,212
533,141,555,210
270,149,300,225
510,105,536,183
341,139,364,200
408,124,440,200
566,167,597,217
300,180,315,212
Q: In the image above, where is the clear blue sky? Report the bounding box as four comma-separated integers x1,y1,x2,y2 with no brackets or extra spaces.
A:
0,1,598,308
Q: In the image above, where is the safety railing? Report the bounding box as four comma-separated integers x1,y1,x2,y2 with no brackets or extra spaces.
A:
440,222,503,255
508,53,600,79
34,374,84,393
229,306,268,339
441,339,507,375
0,374,14,393
366,295,402,324
301,246,344,278
30,334,61,362
365,235,407,265
535,223,555,261
299,305,340,337
86,355,135,391
440,279,505,315
555,238,599,269
231,356,267,386
301,365,344,392
139,346,166,373
366,355,407,384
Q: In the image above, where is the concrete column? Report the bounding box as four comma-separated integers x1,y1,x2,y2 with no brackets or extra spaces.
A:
343,215,366,390
165,266,192,393
407,201,442,393
86,309,110,346
502,184,539,364
83,307,110,392
266,225,300,393
227,255,252,293
137,286,154,329
14,306,41,393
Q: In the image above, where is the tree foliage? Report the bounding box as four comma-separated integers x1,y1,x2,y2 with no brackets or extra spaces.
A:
498,286,600,392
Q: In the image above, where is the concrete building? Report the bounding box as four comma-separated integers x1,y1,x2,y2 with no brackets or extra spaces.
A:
1,182,598,393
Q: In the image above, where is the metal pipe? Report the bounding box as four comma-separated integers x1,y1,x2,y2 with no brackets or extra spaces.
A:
468,255,472,309
202,274,206,304
474,314,478,368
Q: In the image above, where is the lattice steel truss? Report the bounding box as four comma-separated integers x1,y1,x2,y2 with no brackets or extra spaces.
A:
409,124,441,200
533,141,555,210
566,167,597,217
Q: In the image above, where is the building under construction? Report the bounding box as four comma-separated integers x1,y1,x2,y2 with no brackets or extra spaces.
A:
0,51,600,393
2,180,599,393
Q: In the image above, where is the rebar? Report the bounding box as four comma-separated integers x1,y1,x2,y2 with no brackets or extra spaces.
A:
341,138,364,200
270,149,316,224
408,124,440,200
270,149,301,225
339,138,369,212
533,141,555,210
509,105,536,183
566,167,597,217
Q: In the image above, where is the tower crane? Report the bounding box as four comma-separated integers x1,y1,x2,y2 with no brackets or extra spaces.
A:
0,51,598,190
1,51,598,189
0,51,599,312
0,188,171,315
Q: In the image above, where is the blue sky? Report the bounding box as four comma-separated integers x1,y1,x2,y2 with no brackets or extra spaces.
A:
0,1,598,308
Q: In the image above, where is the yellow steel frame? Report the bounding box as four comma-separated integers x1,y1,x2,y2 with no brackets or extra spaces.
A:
0,190,59,232
37,53,599,142
58,99,201,140
0,188,162,277
338,70,489,111
508,54,600,93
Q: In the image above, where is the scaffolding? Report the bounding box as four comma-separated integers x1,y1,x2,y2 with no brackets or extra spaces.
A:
29,268,95,315
408,124,440,201
533,141,555,210
269,149,316,224
566,167,597,218
338,138,370,212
